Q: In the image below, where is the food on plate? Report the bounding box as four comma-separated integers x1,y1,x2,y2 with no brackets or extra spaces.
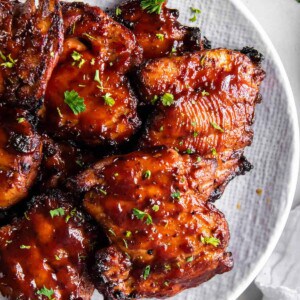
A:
0,191,98,299
0,0,63,109
138,48,264,199
70,148,232,299
43,2,141,145
0,106,42,209
114,0,203,60
0,0,266,299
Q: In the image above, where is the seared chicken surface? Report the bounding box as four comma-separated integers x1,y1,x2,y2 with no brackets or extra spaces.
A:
114,0,203,61
138,48,264,198
0,0,63,109
44,2,141,145
0,106,42,209
70,148,233,299
0,191,97,299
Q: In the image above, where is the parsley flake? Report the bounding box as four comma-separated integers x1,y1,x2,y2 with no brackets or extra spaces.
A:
125,231,132,238
140,0,165,14
36,286,54,300
103,93,115,106
17,117,25,123
108,228,116,236
20,245,31,249
0,51,6,61
210,121,224,132
94,70,104,91
143,265,151,280
201,90,210,96
189,7,201,22
143,170,151,179
156,33,164,41
151,95,159,105
90,58,95,65
171,191,180,200
186,256,194,262
161,93,174,106
133,208,153,225
123,239,129,249
50,208,65,218
64,90,86,115
201,236,220,247
152,205,159,212
1,54,17,68
211,148,217,157
116,7,122,15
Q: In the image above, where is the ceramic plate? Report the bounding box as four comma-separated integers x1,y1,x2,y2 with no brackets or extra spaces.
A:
88,0,299,299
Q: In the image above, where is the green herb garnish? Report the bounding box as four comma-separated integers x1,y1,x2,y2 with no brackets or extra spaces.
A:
141,0,165,14
210,121,224,132
161,93,174,106
36,286,54,300
171,191,181,200
201,236,220,247
103,93,115,106
20,245,31,249
152,205,159,212
133,208,152,225
64,90,86,115
143,170,151,179
143,265,151,279
116,7,122,15
156,33,165,41
50,208,65,218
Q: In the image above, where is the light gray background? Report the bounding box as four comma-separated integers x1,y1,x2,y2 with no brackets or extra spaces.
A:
239,0,300,299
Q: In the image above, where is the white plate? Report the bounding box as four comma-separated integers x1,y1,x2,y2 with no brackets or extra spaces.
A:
89,0,299,299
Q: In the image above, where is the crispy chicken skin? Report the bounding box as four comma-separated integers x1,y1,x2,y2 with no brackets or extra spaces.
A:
0,106,42,209
70,148,233,299
114,0,202,61
44,2,141,145
0,0,63,109
0,191,97,299
138,48,264,197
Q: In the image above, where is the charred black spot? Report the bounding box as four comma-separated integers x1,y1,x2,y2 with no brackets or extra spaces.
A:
203,36,212,49
240,47,264,64
9,133,39,154
237,156,253,175
185,27,202,49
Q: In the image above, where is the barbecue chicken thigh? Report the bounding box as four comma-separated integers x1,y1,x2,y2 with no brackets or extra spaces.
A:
70,148,233,299
138,48,265,197
0,106,42,209
114,0,203,61
44,2,141,146
0,0,63,109
0,191,98,299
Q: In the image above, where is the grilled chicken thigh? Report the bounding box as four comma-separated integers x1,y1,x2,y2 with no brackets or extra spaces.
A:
44,2,141,146
70,148,233,299
0,191,98,299
0,0,63,109
114,0,203,61
0,106,42,209
138,48,264,196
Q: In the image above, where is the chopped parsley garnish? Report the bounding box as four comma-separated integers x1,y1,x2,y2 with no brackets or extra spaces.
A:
164,264,171,271
196,156,202,163
156,33,165,41
125,231,132,238
210,121,224,132
64,90,86,115
171,191,181,200
0,51,6,61
57,107,63,118
186,148,194,154
71,51,85,68
201,236,220,247
186,256,194,262
103,93,115,106
90,58,95,65
50,51,55,58
211,148,217,157
152,205,159,212
17,117,25,123
20,245,31,249
116,7,122,15
83,33,96,41
132,208,153,225
99,188,107,195
143,265,151,280
108,228,116,236
191,121,197,127
171,47,177,53
201,90,210,96
140,0,165,14
160,126,164,132
161,93,174,106
55,255,61,261
151,95,159,105
50,208,65,218
94,70,104,91
65,208,77,223
143,170,151,179
189,7,201,22
1,53,17,68
123,239,128,248
193,131,199,137
36,286,54,300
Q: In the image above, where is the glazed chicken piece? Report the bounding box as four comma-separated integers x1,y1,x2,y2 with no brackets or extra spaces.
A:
0,106,42,209
138,48,265,196
70,148,233,299
114,0,203,61
39,136,98,189
0,191,98,299
43,2,141,146
0,0,63,109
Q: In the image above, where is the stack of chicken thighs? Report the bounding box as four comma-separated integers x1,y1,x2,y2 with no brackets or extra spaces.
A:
0,0,265,299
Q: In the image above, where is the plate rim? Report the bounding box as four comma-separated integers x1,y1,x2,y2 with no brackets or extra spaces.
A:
227,0,300,299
